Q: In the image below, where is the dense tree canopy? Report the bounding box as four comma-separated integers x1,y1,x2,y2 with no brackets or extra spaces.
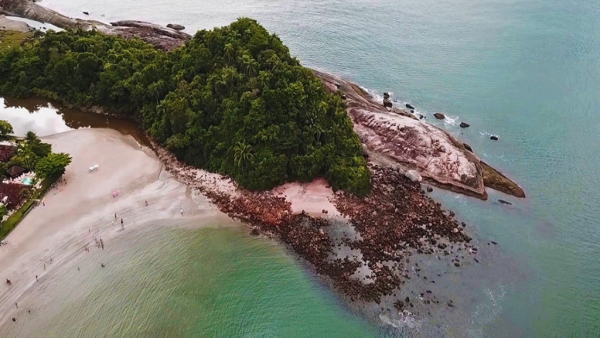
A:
0,18,370,195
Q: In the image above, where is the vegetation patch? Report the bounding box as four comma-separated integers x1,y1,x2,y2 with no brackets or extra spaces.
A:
0,120,71,238
0,19,371,195
0,30,32,50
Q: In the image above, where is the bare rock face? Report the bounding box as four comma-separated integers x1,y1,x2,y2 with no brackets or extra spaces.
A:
313,70,525,199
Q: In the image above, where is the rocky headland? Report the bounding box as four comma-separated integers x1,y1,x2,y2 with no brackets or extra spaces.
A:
1,0,523,313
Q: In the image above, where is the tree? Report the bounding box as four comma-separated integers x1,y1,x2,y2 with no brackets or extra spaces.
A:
34,153,72,178
0,120,13,140
233,142,254,168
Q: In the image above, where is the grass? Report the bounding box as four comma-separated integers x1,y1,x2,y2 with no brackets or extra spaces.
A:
0,176,58,240
0,30,33,50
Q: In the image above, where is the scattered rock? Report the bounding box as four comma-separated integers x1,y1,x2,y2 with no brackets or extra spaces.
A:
491,241,497,245
459,122,470,128
405,170,422,182
433,113,445,120
406,103,415,110
383,98,393,108
490,135,499,141
447,300,454,307
498,199,512,205
166,23,185,31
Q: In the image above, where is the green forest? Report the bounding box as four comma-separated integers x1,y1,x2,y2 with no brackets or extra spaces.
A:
0,18,370,195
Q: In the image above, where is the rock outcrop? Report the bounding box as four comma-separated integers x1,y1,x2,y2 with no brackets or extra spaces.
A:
0,0,191,50
313,70,525,199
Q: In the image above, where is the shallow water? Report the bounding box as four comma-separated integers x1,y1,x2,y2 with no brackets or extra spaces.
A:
2,0,600,336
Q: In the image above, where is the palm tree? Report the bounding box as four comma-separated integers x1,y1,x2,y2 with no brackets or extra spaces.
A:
233,142,254,168
224,43,235,63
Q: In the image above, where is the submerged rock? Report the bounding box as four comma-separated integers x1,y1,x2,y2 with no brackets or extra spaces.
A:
433,113,446,120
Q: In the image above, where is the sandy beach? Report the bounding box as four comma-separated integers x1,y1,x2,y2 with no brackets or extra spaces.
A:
0,128,212,326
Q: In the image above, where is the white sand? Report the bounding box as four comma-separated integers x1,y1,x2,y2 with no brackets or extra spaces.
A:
0,129,223,325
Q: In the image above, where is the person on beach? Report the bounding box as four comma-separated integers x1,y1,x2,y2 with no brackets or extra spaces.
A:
35,275,38,281
77,266,80,271
100,239,104,250
44,264,46,271
15,302,18,309
101,263,105,268
115,213,117,220
145,200,148,206
180,208,184,215
6,279,11,285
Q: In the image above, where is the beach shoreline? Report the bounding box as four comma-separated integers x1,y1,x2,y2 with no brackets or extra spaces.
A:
0,128,205,326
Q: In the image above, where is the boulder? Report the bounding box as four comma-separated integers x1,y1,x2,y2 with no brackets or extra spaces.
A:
383,98,393,108
405,170,422,182
83,11,89,15
459,122,470,128
463,143,473,152
490,135,499,141
383,92,390,99
167,23,185,31
406,103,415,110
433,113,445,120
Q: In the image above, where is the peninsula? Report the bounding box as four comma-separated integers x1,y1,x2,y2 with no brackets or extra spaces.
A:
0,0,524,316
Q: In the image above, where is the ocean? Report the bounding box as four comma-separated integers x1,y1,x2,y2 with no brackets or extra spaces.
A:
1,0,599,336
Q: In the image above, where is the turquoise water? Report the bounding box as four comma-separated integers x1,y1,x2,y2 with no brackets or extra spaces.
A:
3,0,600,336
22,178,32,185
